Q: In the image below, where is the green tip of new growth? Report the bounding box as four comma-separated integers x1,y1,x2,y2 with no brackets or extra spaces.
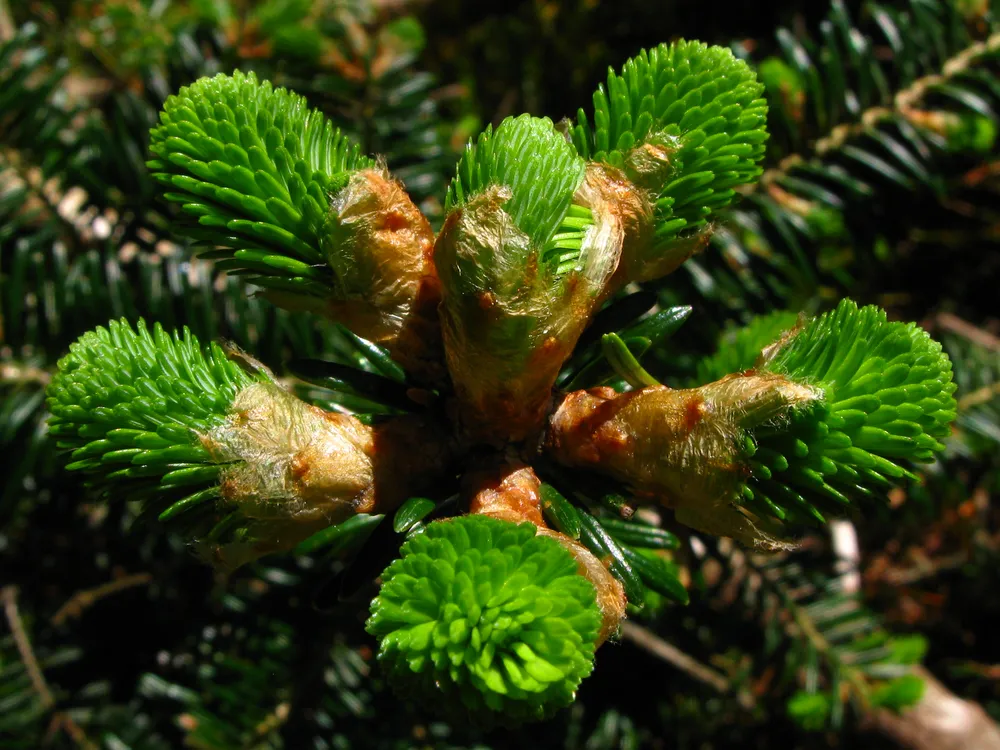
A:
46,318,265,523
366,515,602,727
148,70,372,299
571,39,768,247
712,301,957,524
444,113,593,273
695,309,801,386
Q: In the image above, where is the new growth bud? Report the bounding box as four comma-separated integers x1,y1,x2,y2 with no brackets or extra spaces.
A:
575,159,711,290
546,377,820,548
148,72,443,381
464,462,626,645
319,166,443,379
546,300,957,547
204,382,378,521
366,513,605,727
47,319,454,570
436,116,620,443
571,40,769,287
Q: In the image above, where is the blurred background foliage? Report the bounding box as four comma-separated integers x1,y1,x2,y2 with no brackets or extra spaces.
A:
1,0,999,747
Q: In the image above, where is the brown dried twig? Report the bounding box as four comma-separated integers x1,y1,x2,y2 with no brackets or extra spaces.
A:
620,620,755,708
51,572,152,626
2,585,55,708
935,312,1000,352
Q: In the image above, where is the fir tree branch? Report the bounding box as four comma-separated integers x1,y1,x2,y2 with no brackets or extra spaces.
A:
1,585,53,710
17,23,981,733
547,301,957,545
703,539,930,731
757,31,1000,191
0,0,12,43
619,621,741,700
665,1,1000,326
50,572,152,627
778,576,873,710
935,312,1000,351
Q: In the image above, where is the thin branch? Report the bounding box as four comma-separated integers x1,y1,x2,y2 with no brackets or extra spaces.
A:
51,572,152,626
1,585,55,709
814,33,1000,155
45,713,98,750
863,665,1000,750
0,0,13,43
754,32,1000,195
1,587,98,748
959,381,1000,412
620,620,754,707
775,571,873,708
878,550,974,586
1,361,52,387
733,545,875,710
935,312,1000,352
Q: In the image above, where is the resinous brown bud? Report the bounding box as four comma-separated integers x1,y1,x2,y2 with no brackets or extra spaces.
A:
199,381,455,569
545,375,820,549
464,461,627,645
321,166,444,381
436,186,619,444
575,147,711,295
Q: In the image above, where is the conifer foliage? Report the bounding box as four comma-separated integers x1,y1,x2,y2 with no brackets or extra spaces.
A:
2,0,998,745
39,39,957,722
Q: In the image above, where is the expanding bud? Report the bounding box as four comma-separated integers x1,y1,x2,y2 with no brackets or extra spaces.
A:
318,165,442,378
464,462,626,645
46,319,453,570
436,115,620,443
207,382,377,520
547,300,957,547
547,377,820,548
571,40,769,288
366,514,604,727
148,72,442,380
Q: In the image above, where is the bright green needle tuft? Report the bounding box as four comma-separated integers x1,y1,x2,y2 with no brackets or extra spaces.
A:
572,40,768,251
366,515,602,726
701,301,958,524
148,70,372,299
46,318,268,525
445,113,590,260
